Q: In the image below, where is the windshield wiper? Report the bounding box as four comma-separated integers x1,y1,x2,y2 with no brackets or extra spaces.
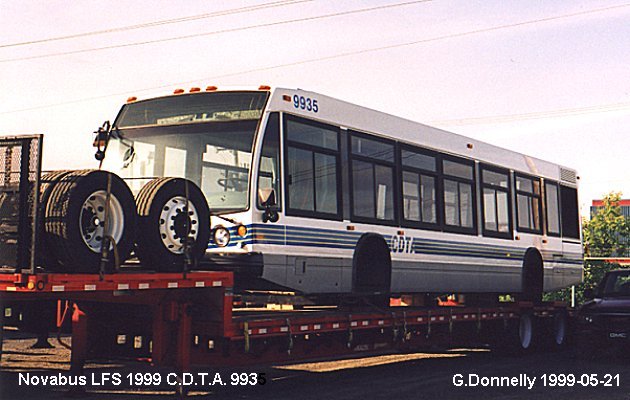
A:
211,212,239,225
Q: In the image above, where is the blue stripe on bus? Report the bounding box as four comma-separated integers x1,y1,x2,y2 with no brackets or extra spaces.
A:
207,224,583,265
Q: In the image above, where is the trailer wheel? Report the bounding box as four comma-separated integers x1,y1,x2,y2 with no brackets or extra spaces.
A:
135,178,210,272
44,170,136,273
549,310,569,350
518,313,534,351
492,312,539,355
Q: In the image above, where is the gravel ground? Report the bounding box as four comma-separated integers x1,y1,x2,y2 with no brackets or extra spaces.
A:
2,330,630,400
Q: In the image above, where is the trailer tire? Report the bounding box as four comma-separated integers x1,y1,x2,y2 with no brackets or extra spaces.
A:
549,309,569,350
44,170,136,273
135,178,210,272
492,312,540,355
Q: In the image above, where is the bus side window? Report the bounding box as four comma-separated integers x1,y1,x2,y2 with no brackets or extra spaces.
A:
545,182,561,236
480,166,511,238
257,113,281,210
284,115,341,219
400,147,438,227
442,157,476,233
349,133,396,223
515,174,542,233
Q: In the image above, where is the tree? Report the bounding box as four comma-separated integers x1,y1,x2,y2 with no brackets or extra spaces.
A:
583,192,630,258
544,192,630,305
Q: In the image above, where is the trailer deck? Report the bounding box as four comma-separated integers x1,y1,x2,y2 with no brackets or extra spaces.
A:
1,270,571,379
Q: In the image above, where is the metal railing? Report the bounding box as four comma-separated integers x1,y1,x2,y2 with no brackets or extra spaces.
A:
0,135,42,273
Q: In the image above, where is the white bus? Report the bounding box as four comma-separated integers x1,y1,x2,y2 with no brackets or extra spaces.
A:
103,85,583,300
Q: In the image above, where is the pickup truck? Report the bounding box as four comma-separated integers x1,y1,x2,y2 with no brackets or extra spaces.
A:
576,269,630,355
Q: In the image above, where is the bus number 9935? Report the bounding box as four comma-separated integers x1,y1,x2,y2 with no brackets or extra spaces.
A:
293,95,319,113
391,235,415,254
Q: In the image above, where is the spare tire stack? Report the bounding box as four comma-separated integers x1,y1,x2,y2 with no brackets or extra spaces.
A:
36,170,72,271
37,170,212,273
42,169,136,273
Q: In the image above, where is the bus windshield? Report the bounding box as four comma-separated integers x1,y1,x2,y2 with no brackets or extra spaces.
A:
102,91,269,213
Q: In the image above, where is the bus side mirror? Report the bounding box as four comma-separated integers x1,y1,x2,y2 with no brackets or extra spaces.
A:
259,188,279,223
93,120,111,161
583,288,595,300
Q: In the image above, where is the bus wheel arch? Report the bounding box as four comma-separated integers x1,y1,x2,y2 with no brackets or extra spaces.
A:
352,233,392,294
521,247,544,303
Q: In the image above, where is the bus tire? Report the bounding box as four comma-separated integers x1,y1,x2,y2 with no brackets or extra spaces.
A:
352,233,392,295
521,247,543,303
44,170,136,273
135,178,210,272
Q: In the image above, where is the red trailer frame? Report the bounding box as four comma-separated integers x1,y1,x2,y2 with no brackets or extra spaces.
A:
0,270,571,377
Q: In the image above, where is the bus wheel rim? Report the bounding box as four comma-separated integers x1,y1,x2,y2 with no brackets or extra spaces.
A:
158,196,199,254
80,190,125,253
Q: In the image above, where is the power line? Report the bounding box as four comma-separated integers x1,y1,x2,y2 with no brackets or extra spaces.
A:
0,0,432,63
429,101,630,126
0,0,310,48
2,3,629,115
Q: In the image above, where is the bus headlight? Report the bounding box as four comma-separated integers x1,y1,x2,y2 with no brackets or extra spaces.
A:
212,226,230,247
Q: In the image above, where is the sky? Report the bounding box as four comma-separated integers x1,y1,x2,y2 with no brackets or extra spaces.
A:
1,0,629,217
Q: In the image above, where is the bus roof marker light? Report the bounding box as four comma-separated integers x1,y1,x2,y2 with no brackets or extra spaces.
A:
259,85,271,91
173,89,185,95
190,87,201,93
126,96,137,103
206,86,218,91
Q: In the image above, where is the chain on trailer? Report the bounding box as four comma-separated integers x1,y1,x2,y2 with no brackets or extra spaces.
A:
92,121,123,278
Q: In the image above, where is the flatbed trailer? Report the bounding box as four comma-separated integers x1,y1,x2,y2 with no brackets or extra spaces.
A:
0,270,572,377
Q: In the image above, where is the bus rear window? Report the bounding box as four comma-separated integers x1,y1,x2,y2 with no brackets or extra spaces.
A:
560,185,580,239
